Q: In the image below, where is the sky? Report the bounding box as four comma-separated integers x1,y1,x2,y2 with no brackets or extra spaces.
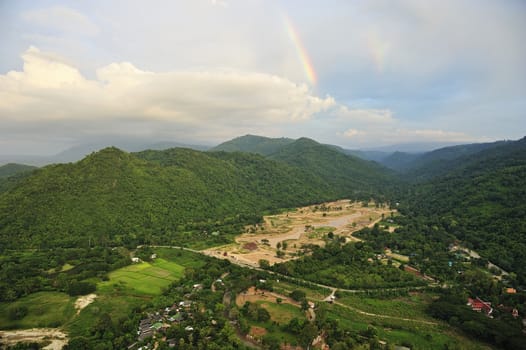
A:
0,0,525,154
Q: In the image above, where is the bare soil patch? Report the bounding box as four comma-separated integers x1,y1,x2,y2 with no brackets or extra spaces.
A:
74,293,97,315
204,200,393,267
0,328,67,350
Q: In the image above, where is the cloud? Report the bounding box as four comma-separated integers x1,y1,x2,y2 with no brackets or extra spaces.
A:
0,47,334,146
338,126,480,146
21,6,99,37
335,106,396,124
342,129,365,138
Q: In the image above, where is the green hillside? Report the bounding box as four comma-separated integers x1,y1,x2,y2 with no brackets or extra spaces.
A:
400,137,526,282
0,145,393,250
390,140,510,180
0,163,37,179
0,163,38,193
268,138,395,197
211,134,294,155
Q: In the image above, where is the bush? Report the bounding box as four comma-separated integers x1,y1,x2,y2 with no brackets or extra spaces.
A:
66,281,96,296
7,305,28,320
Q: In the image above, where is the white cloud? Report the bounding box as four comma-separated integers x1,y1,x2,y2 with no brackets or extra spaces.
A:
342,129,365,138
335,106,396,124
22,6,99,37
0,47,334,144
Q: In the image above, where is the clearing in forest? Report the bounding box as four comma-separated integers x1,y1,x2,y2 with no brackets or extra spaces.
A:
203,200,393,267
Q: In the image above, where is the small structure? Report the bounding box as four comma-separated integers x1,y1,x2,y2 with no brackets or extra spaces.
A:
131,257,140,263
467,297,493,316
506,287,517,294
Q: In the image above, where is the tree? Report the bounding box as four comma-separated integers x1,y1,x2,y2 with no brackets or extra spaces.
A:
299,323,318,349
259,259,270,269
289,290,306,301
7,305,28,320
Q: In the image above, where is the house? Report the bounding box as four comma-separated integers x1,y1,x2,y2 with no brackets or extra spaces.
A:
467,297,493,316
179,300,192,309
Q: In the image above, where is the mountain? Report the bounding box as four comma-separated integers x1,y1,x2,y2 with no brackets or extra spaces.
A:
0,142,394,250
398,140,511,179
401,137,526,282
0,163,37,179
0,163,38,193
211,134,295,155
341,149,391,163
378,151,421,171
0,140,211,166
267,137,395,195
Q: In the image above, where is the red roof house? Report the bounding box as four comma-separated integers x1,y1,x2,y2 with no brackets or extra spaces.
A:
467,297,493,316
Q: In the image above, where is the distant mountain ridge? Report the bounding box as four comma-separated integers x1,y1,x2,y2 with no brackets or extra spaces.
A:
211,134,295,155
0,140,211,166
389,140,512,180
0,163,38,193
0,163,37,179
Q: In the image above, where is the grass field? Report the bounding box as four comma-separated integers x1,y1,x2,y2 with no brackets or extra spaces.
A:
326,300,491,350
271,280,329,300
68,252,192,338
337,292,437,321
256,300,304,324
98,258,185,296
0,292,76,329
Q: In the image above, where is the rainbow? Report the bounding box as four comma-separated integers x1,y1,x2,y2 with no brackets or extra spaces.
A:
283,15,317,85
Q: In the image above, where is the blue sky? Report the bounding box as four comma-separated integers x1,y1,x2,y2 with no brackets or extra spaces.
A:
0,0,525,154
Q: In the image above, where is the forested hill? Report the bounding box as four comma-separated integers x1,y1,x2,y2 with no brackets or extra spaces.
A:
211,134,294,155
0,163,37,178
267,137,394,195
0,144,395,250
0,163,38,193
385,140,511,179
400,136,526,282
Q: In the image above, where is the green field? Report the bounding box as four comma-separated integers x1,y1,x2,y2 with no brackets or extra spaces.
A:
271,280,329,300
257,300,304,324
326,301,491,350
337,292,437,321
98,258,185,295
0,292,76,329
68,253,190,338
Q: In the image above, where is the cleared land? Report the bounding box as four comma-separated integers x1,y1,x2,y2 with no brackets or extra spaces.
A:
203,200,393,267
97,258,185,295
74,294,97,315
0,292,75,329
0,328,68,350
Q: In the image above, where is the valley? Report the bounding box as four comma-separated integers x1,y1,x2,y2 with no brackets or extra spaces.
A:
0,135,525,350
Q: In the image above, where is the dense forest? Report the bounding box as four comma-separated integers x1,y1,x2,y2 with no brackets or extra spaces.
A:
398,137,526,283
0,139,395,250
